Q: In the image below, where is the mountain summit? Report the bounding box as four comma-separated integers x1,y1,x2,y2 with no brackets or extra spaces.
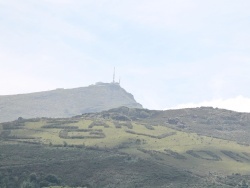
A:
0,83,142,122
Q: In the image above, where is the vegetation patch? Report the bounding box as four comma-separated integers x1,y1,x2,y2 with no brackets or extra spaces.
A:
42,124,78,129
2,122,25,130
242,152,250,158
114,138,145,149
59,129,105,139
186,150,222,161
113,121,133,129
1,171,62,188
139,123,155,130
1,117,28,130
137,148,164,161
7,135,35,139
0,130,36,140
110,114,131,121
126,130,176,139
0,130,11,138
88,121,109,128
221,150,250,162
164,149,187,160
144,124,154,130
46,120,79,124
16,140,42,145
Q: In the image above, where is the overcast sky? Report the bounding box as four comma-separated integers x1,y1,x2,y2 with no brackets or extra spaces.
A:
1,0,250,112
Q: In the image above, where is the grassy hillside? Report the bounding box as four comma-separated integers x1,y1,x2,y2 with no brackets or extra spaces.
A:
102,106,250,145
1,107,250,187
0,83,142,123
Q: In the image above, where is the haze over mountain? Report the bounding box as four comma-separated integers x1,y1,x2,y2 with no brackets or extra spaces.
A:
0,82,142,123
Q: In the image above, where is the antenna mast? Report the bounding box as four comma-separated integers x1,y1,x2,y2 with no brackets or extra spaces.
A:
113,67,115,83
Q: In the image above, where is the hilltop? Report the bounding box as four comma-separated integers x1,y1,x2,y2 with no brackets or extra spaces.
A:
0,83,142,123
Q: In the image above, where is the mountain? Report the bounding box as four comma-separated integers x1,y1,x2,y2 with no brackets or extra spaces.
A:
0,82,142,122
1,107,250,187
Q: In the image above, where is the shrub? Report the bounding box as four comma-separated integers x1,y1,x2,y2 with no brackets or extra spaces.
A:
29,173,37,182
44,174,61,184
63,141,68,147
20,181,36,188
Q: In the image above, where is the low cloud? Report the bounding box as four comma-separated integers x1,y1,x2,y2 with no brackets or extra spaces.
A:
167,96,250,113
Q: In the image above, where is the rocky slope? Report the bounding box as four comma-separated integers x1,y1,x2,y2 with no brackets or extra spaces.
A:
0,83,142,122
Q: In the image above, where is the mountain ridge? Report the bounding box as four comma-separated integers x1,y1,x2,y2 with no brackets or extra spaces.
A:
0,83,142,122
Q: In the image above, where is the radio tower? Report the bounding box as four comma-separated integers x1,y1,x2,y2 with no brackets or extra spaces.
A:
113,67,115,83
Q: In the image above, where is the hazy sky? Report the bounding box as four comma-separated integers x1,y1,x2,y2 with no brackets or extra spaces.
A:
1,0,250,112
